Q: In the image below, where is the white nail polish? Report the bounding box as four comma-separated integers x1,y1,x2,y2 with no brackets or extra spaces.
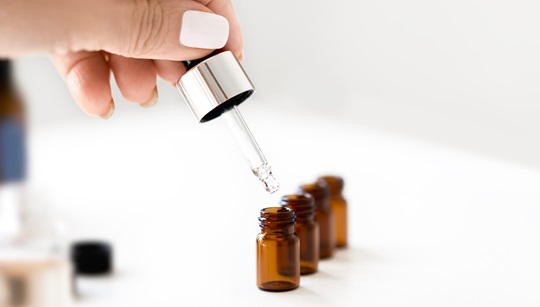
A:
180,11,230,49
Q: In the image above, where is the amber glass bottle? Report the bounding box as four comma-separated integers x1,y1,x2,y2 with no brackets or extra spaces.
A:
318,176,347,248
280,194,319,274
298,182,335,259
256,207,300,291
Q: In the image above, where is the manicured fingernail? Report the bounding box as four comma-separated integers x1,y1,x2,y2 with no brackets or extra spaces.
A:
140,87,158,108
100,99,115,119
179,11,229,49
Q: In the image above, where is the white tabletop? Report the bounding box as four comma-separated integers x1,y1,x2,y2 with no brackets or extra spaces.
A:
27,100,540,306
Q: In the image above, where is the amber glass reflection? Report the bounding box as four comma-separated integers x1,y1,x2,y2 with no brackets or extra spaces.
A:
318,176,348,248
298,182,335,259
256,207,300,291
280,194,319,274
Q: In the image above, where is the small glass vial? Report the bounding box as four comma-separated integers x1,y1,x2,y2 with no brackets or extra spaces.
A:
256,207,300,291
318,176,348,248
298,182,335,259
280,194,319,274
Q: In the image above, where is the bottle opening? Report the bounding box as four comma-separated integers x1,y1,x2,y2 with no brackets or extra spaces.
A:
258,207,296,228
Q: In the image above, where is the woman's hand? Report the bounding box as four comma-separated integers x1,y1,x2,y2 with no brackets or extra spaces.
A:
0,0,243,118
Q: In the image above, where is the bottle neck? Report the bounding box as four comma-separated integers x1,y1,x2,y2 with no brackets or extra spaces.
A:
280,194,315,222
259,207,296,236
317,176,344,197
329,192,343,200
327,186,344,199
0,83,9,93
0,60,12,92
313,193,331,210
298,182,330,211
288,210,314,223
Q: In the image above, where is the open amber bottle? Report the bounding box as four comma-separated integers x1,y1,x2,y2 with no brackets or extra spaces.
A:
298,182,335,259
280,194,319,274
256,207,300,291
318,176,348,248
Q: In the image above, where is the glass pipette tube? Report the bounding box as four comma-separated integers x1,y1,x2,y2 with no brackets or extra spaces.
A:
222,105,279,194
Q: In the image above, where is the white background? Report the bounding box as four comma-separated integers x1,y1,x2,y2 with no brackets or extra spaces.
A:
14,0,540,168
8,0,540,306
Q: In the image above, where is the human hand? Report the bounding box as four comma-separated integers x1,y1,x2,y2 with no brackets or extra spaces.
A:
0,0,243,118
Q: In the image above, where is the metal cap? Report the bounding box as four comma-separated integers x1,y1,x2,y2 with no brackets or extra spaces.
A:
176,51,255,123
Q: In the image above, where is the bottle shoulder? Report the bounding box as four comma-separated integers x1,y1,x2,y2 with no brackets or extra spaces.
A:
257,232,298,242
330,196,347,203
316,206,333,215
331,200,347,210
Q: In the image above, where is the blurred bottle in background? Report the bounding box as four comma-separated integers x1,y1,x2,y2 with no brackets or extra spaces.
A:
0,59,72,307
318,176,348,248
0,58,26,243
0,59,25,180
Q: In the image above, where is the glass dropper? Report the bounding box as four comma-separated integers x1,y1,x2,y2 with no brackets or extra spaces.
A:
222,105,279,193
177,51,279,194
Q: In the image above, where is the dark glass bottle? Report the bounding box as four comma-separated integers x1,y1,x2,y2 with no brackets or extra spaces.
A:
280,194,319,274
1,59,26,239
318,176,348,248
0,59,26,182
298,182,335,259
256,207,300,291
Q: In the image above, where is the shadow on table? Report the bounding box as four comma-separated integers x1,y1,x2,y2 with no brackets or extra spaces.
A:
327,246,384,265
303,246,386,282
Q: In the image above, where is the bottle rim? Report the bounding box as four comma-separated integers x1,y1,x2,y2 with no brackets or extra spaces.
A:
258,207,296,229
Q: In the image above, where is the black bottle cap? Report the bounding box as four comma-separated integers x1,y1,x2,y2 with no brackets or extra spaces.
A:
71,241,113,275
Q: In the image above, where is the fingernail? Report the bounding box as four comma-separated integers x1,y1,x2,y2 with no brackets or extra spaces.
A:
140,87,158,108
100,99,115,119
179,11,229,49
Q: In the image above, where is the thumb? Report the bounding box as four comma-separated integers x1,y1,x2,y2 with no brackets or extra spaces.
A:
86,0,230,61
1,0,229,60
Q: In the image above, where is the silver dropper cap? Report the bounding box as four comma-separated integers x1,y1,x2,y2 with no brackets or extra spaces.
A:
176,51,255,122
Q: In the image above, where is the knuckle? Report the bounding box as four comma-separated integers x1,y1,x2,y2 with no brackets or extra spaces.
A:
127,0,166,57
